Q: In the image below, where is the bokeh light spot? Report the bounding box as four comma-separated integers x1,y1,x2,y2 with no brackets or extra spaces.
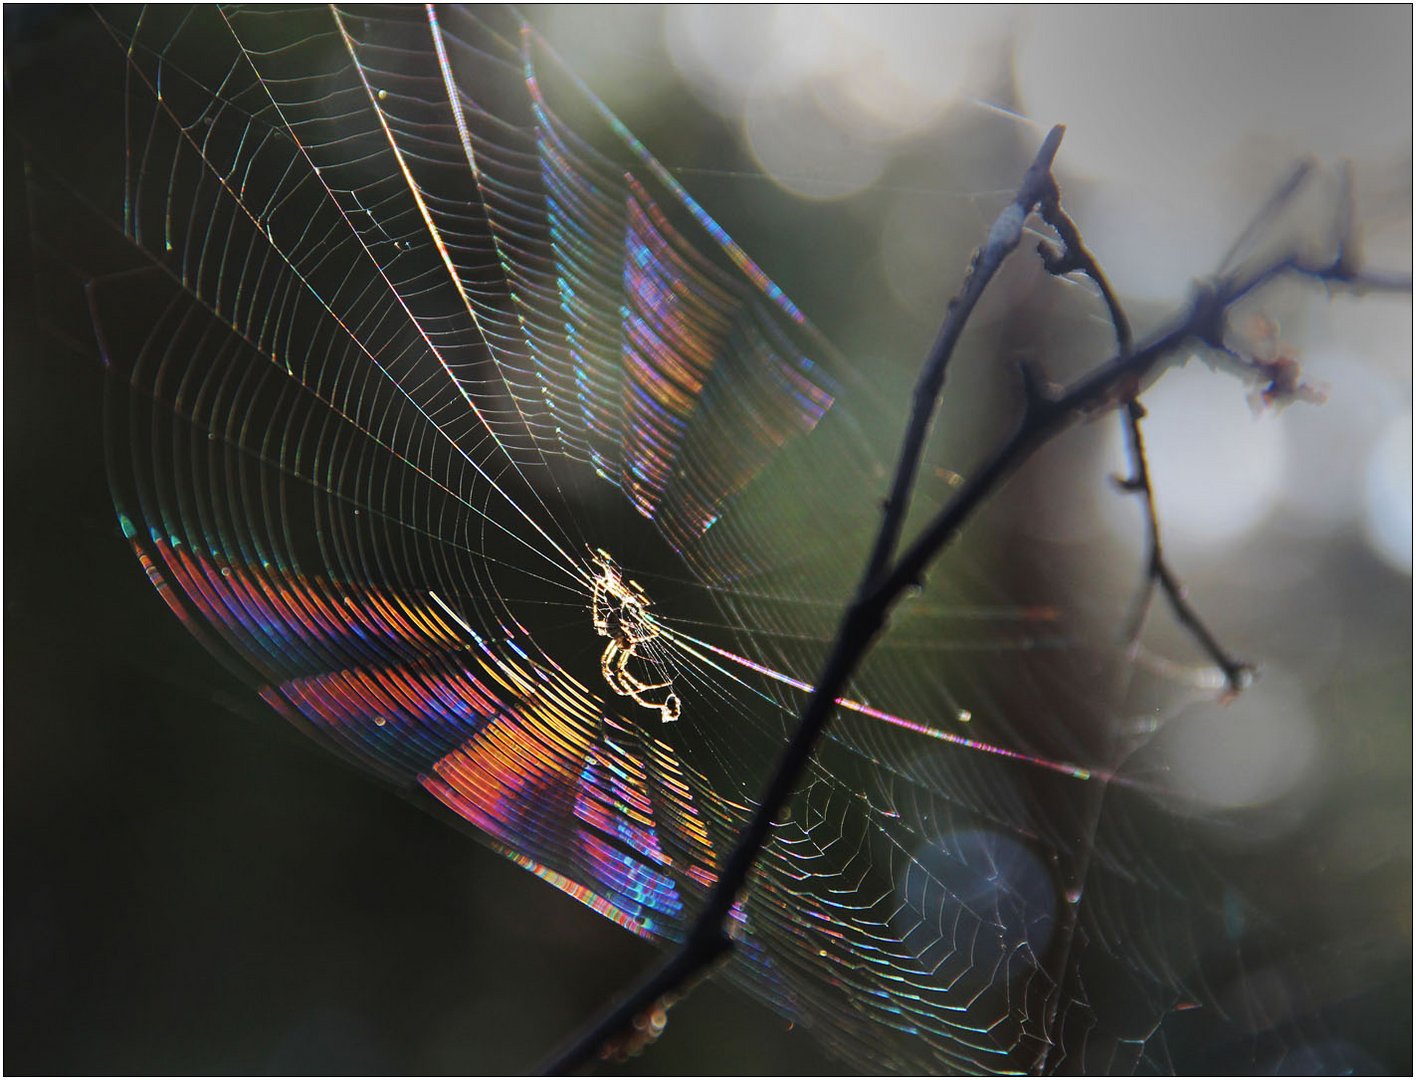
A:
743,85,886,201
1099,360,1287,552
892,828,1056,997
1159,672,1318,815
1361,411,1413,576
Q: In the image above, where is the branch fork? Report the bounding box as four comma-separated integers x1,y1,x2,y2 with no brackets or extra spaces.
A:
540,127,1410,1075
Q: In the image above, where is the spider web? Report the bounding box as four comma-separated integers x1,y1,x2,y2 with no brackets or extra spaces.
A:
21,5,1354,1073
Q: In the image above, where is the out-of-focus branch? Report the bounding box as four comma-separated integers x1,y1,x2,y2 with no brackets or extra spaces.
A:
1034,169,1251,694
876,239,1409,620
1217,158,1317,273
1116,399,1253,694
540,131,1412,1075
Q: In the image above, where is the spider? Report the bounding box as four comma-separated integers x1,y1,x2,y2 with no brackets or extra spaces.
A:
589,549,681,723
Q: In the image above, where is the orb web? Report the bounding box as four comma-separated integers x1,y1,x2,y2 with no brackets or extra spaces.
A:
48,4,1350,1073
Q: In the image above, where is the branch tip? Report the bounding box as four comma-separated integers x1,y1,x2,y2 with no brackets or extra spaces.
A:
1037,238,1076,276
1038,124,1066,167
1112,472,1145,494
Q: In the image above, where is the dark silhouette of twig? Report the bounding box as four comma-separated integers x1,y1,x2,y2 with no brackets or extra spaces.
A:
1110,158,1403,697
1026,169,1139,1078
1035,185,1134,357
874,251,1407,623
539,127,1412,1076
1116,400,1253,694
862,124,1066,586
1217,158,1316,273
1034,169,1252,695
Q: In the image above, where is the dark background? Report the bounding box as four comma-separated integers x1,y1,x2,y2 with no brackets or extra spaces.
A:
3,8,840,1073
3,140,838,1078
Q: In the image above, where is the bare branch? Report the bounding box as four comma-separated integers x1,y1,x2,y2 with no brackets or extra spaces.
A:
1118,400,1254,694
878,244,1410,617
540,133,1412,1075
1033,165,1250,695
862,125,1066,585
1217,158,1317,273
1036,187,1133,358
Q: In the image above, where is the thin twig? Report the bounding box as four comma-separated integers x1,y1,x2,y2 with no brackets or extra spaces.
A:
874,248,1408,616
1028,173,1138,1077
1034,172,1251,694
1036,188,1133,357
1217,158,1317,273
1118,401,1253,694
538,137,1411,1074
862,125,1066,585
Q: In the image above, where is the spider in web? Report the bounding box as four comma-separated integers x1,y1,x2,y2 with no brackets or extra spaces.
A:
589,548,681,723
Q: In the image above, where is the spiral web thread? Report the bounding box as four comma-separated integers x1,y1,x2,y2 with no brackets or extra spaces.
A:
72,5,1339,1072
